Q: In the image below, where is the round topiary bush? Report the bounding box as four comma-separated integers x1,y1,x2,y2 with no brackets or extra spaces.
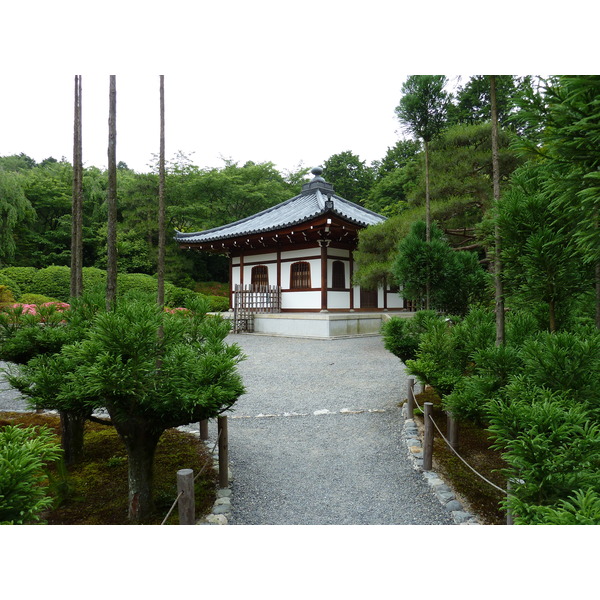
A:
0,273,22,301
208,295,230,312
82,267,107,293
32,266,71,302
19,293,60,304
0,267,36,296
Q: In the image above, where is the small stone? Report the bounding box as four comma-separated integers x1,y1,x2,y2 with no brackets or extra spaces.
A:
213,504,231,515
204,514,228,525
444,500,463,512
452,511,474,524
215,497,231,506
437,491,456,504
314,409,334,415
217,488,232,498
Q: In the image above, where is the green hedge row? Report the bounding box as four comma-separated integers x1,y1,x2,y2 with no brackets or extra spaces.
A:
0,266,230,312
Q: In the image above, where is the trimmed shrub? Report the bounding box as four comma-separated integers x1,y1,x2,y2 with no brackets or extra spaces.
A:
0,267,36,295
19,293,59,304
33,266,71,302
381,310,439,364
0,273,22,300
208,295,230,312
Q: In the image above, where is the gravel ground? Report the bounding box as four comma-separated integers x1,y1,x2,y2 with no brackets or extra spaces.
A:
0,362,30,413
208,334,455,525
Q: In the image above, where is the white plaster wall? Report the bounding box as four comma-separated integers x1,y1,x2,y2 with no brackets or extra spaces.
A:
281,291,321,309
386,292,404,309
281,248,321,261
328,247,350,258
328,291,350,309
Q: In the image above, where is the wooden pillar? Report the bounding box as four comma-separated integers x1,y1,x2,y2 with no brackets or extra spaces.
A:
276,249,281,288
320,241,328,312
228,256,233,310
349,249,355,310
239,254,244,286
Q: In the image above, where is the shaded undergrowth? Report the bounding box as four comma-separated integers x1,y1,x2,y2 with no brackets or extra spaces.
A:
0,411,218,525
411,389,508,525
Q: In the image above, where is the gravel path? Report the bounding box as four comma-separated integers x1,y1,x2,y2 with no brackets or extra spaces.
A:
211,334,455,525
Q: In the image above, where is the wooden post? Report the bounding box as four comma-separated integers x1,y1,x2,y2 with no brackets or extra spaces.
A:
407,378,415,420
506,480,514,525
218,416,229,488
446,411,458,451
176,468,195,525
199,419,208,441
423,402,434,471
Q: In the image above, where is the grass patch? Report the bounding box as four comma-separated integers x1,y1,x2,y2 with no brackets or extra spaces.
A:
411,388,508,525
0,411,218,525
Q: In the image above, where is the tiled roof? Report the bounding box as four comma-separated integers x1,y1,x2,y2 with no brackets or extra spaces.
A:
174,168,385,244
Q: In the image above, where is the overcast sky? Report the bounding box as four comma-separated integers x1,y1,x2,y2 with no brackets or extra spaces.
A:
2,1,596,175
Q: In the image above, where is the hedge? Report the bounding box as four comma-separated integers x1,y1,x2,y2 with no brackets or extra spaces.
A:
0,267,36,296
0,273,22,300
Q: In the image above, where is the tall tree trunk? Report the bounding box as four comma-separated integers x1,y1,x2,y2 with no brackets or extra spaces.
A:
157,75,166,310
106,75,118,311
490,76,505,346
424,139,431,310
118,422,163,522
62,75,86,464
70,74,83,298
60,411,88,466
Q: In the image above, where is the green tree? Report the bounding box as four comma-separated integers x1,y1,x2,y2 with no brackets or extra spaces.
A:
497,164,594,331
395,75,451,242
13,297,245,522
0,169,35,265
322,151,375,205
392,220,487,315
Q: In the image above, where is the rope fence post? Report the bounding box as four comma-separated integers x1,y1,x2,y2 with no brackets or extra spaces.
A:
423,402,434,471
407,377,415,420
199,419,208,441
506,480,514,525
177,468,195,525
218,415,229,488
446,411,459,451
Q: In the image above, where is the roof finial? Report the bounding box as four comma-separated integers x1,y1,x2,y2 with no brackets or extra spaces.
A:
311,166,325,182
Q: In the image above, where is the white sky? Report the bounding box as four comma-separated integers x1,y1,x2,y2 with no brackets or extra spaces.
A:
2,1,596,175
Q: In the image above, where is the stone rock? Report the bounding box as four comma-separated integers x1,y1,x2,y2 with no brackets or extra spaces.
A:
217,488,232,498
437,491,456,504
213,504,231,515
452,511,474,524
204,514,228,525
444,500,463,512
215,497,231,506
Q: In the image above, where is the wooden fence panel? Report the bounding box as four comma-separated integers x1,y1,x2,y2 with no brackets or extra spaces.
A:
232,284,281,333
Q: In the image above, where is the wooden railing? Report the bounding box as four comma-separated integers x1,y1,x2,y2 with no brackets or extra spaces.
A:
232,284,281,333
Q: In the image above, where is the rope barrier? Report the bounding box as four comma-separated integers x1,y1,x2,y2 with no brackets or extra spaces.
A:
161,490,184,525
409,382,507,496
161,424,223,524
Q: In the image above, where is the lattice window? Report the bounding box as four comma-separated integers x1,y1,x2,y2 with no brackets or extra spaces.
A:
251,265,269,287
331,260,346,289
290,261,311,289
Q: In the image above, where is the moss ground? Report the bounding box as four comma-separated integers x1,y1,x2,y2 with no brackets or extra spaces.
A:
0,411,218,525
411,389,508,525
